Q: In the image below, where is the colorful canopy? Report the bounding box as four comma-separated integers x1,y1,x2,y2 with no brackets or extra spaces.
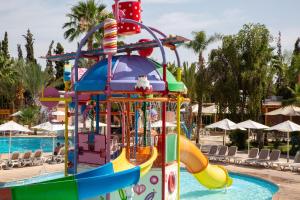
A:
75,55,185,93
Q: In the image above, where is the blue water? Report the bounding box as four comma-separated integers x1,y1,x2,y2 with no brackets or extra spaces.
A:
180,170,279,200
1,169,279,200
0,137,65,153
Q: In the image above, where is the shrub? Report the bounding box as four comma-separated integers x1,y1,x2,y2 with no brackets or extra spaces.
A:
229,130,247,150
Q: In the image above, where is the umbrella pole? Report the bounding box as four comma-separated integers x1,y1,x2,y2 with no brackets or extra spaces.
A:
9,130,12,159
248,129,250,155
224,130,226,146
52,135,55,154
287,132,290,163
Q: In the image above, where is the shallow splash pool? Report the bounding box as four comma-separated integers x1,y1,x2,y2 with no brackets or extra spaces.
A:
180,170,279,200
1,170,279,200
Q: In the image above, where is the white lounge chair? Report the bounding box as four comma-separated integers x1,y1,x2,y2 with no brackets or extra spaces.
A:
32,150,43,165
0,154,8,170
256,150,281,167
7,152,21,168
274,151,300,171
234,148,259,164
204,145,218,159
21,151,32,167
244,149,270,165
212,146,228,161
222,146,238,163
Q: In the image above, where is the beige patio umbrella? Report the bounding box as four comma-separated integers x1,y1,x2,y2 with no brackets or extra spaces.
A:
0,121,32,157
268,120,300,162
206,118,244,145
265,105,300,120
236,120,269,154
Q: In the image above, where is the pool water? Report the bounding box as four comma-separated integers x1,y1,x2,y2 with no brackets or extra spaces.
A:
0,137,65,153
2,169,279,200
180,170,279,200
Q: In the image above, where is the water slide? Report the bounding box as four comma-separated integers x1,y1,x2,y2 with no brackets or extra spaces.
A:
0,148,157,200
180,135,233,189
180,121,191,139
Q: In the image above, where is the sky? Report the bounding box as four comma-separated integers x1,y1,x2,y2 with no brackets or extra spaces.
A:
0,0,300,68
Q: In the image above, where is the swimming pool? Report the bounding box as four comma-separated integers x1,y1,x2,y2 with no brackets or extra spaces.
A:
0,137,65,153
2,169,279,200
180,170,279,200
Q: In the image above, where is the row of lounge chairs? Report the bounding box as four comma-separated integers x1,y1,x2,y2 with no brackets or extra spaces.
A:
204,145,300,171
0,150,43,169
0,149,65,170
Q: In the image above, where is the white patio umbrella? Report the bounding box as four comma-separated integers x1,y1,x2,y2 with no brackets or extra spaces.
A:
51,110,65,116
268,120,300,162
0,121,32,157
10,111,22,117
206,118,244,145
236,120,269,154
151,120,177,128
33,122,74,153
32,122,74,132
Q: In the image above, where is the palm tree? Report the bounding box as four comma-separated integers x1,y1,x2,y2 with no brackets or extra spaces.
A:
18,61,46,105
185,31,221,144
181,62,197,138
19,106,40,128
63,0,113,50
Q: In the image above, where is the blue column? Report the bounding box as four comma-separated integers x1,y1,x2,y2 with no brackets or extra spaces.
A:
96,95,100,134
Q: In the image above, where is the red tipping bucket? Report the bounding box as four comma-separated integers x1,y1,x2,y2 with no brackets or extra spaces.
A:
112,0,141,35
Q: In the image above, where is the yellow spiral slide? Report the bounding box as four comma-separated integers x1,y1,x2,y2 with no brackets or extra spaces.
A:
180,135,233,189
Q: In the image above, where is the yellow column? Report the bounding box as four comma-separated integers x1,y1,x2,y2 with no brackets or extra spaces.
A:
176,67,182,200
64,81,70,176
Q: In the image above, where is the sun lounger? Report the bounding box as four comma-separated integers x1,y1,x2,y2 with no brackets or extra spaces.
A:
204,145,218,159
234,148,259,164
0,154,8,170
220,146,238,163
211,146,228,161
32,150,43,166
7,152,21,168
255,150,281,167
274,151,300,171
244,149,270,165
20,151,32,167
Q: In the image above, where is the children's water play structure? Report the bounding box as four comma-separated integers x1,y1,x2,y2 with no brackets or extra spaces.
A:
0,1,232,199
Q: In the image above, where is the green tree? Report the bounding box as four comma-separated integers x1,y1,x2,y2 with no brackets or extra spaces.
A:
23,29,36,63
181,62,197,138
0,56,19,110
18,61,46,104
1,32,9,59
19,106,40,128
52,42,65,90
45,40,55,85
17,44,23,60
185,31,221,143
63,0,112,50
